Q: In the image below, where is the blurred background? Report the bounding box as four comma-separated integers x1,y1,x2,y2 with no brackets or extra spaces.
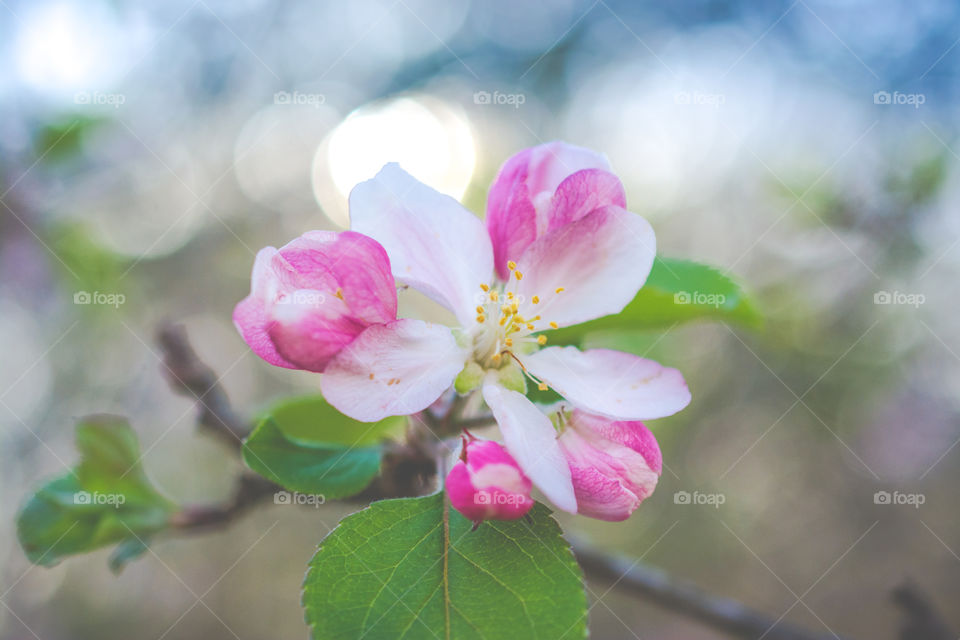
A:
1,0,958,638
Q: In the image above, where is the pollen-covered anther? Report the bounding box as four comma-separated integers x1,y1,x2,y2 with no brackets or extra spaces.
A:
514,270,523,281
505,338,513,347
538,382,549,391
480,283,490,292
490,291,499,302
537,335,547,345
549,321,559,329
476,315,485,323
532,295,540,304
555,287,564,294
335,287,344,300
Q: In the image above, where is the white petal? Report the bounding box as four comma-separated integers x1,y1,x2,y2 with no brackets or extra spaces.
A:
515,206,655,328
349,163,493,326
482,382,577,513
320,319,466,422
523,347,691,420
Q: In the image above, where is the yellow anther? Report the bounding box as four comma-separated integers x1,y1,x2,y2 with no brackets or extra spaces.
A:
514,315,525,323
476,315,485,323
476,306,484,314
511,302,519,313
507,291,514,300
526,323,535,330
514,270,523,281
499,317,507,326
532,295,540,304
505,338,513,347
490,291,499,302
480,283,490,292
507,260,517,270
555,287,564,294
538,382,548,391
549,321,559,329
335,287,344,300
537,335,547,345
492,352,502,363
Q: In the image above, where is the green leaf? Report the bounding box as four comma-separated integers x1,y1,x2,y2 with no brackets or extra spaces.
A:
303,494,587,640
549,256,761,345
16,415,175,567
243,395,406,499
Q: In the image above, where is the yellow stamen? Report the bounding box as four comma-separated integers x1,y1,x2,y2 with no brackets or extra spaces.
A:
549,321,559,329
490,291,499,302
476,306,484,314
526,323,535,330
499,317,507,326
480,283,489,292
532,295,540,304
505,338,513,347
537,335,547,345
492,352,502,363
514,270,523,281
507,260,517,270
555,287,564,294
476,315,485,323
538,382,548,391
335,287,344,300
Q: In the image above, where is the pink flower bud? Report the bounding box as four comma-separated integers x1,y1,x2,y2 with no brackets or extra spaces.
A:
558,409,662,521
233,231,397,372
446,437,534,526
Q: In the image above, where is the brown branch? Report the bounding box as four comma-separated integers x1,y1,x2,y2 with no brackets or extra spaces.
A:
155,323,955,640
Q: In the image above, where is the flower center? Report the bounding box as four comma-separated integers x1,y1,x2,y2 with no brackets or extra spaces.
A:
470,261,562,390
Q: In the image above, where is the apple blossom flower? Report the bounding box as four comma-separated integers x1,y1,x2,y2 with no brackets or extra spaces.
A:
315,141,690,517
446,435,533,526
556,409,662,521
233,230,399,372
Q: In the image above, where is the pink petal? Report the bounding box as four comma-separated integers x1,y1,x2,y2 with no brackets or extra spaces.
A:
546,169,626,230
523,347,691,420
514,206,655,328
349,163,493,326
320,319,466,422
267,291,367,373
278,230,397,325
486,142,611,279
446,439,533,523
482,382,577,513
233,248,297,369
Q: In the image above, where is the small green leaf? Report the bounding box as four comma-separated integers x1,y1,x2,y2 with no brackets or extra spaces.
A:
303,493,587,640
243,395,406,499
16,416,175,567
550,256,761,345
243,419,381,499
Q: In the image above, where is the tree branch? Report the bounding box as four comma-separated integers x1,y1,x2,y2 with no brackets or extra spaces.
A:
154,323,954,640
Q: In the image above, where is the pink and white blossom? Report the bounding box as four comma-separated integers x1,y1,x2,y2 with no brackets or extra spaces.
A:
446,436,534,525
236,142,692,522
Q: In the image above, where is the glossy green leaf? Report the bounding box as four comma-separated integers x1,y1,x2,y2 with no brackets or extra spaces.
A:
17,416,175,567
303,493,587,640
549,256,761,345
243,395,406,499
